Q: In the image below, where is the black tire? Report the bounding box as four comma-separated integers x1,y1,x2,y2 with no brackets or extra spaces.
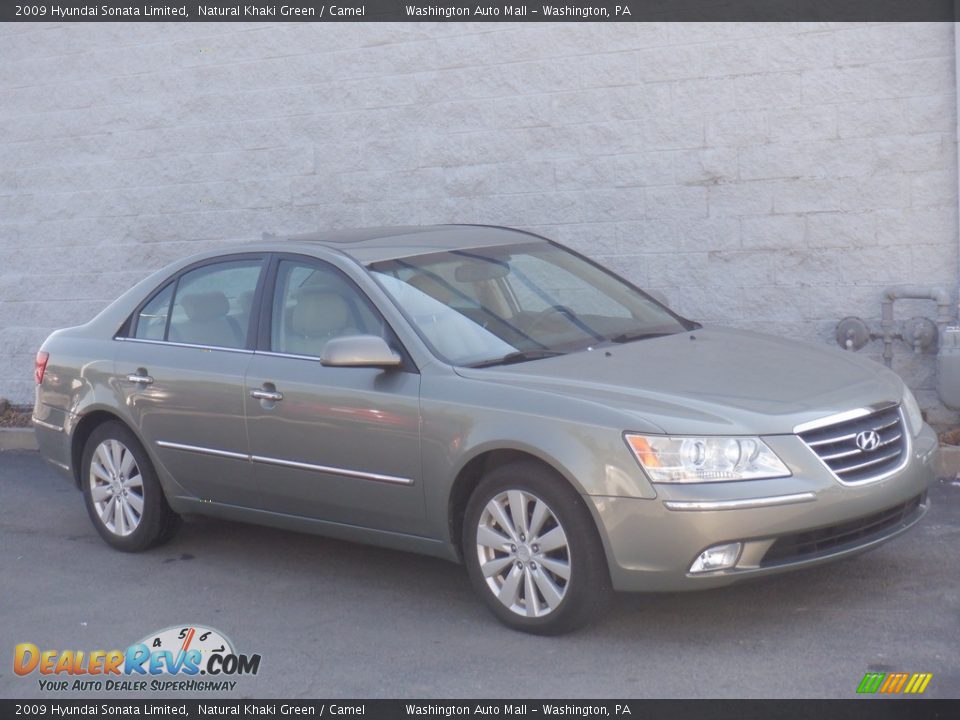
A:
80,421,180,552
463,460,612,635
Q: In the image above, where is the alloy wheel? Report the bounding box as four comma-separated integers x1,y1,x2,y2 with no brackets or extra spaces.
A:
89,438,144,537
475,490,571,618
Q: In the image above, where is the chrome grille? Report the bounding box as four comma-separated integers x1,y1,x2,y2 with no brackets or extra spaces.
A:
798,405,906,483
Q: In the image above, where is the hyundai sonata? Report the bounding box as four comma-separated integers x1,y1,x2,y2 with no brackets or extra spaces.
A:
33,225,938,633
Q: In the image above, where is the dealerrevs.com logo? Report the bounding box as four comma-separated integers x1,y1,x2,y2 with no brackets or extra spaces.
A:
14,625,261,692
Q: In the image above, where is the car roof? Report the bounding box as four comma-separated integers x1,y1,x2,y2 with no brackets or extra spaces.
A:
276,224,548,264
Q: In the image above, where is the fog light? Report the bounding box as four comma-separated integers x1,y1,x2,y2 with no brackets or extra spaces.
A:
689,542,742,573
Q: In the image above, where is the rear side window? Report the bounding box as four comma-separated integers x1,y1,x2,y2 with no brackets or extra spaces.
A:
165,260,262,349
133,282,174,341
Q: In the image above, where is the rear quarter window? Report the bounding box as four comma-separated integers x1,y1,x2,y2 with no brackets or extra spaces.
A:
133,282,175,341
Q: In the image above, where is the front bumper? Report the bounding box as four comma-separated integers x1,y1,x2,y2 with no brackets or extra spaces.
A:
591,422,939,592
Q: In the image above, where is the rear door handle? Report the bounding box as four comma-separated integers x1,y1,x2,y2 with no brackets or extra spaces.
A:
126,373,154,385
250,389,283,402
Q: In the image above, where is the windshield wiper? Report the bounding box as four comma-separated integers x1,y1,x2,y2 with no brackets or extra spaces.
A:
605,331,674,344
467,349,566,368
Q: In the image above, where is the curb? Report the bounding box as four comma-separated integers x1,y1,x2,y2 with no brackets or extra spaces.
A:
0,428,38,452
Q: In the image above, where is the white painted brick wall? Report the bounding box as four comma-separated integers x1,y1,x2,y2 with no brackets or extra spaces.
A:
0,22,957,424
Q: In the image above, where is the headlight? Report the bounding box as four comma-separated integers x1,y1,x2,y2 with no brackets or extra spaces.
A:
625,434,791,483
902,387,924,437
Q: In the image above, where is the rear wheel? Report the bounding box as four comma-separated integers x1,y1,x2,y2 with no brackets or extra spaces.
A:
463,461,612,634
81,421,180,552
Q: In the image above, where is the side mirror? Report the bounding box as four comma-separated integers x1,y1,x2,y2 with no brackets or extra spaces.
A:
320,335,402,369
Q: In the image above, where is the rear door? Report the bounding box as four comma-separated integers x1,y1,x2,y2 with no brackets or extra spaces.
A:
115,255,266,507
243,255,425,535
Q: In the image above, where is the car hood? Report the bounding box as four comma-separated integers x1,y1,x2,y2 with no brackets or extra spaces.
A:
454,327,904,435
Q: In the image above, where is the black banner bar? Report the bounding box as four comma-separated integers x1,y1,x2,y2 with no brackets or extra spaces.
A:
2,700,960,719
0,0,957,23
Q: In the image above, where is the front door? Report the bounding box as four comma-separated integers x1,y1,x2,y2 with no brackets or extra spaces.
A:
244,257,425,535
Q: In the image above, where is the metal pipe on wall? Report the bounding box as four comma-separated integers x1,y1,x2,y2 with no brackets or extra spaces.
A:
880,286,953,366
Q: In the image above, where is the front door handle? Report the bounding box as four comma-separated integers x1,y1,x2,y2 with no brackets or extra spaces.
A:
250,388,283,402
126,373,154,385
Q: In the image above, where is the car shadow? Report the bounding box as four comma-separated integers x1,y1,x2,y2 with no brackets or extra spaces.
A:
157,511,916,641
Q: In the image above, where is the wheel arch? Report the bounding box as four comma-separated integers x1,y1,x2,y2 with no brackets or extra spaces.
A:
447,447,593,562
70,409,144,488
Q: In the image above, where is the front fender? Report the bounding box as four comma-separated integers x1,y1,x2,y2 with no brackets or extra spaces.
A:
419,377,657,546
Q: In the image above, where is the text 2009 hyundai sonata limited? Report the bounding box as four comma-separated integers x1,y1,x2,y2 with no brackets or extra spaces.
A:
33,225,938,633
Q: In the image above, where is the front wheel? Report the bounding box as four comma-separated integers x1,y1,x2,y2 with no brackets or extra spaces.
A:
81,421,180,552
463,461,612,634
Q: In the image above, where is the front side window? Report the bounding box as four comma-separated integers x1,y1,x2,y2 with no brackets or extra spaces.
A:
368,242,693,367
271,260,386,357
165,260,263,349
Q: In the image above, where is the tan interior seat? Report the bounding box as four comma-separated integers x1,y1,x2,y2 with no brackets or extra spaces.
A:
237,290,255,317
284,286,359,356
170,291,243,348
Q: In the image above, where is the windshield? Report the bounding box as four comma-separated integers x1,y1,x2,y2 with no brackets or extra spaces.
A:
368,241,694,367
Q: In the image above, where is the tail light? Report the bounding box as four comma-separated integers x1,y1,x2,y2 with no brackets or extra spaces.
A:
35,351,49,385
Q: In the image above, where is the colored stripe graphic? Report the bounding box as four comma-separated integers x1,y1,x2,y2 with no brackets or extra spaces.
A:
879,673,898,693
904,674,920,694
892,673,909,693
857,672,932,694
913,674,933,694
857,673,885,693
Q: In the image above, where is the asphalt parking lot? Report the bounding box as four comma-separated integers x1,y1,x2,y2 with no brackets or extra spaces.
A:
1,449,958,699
